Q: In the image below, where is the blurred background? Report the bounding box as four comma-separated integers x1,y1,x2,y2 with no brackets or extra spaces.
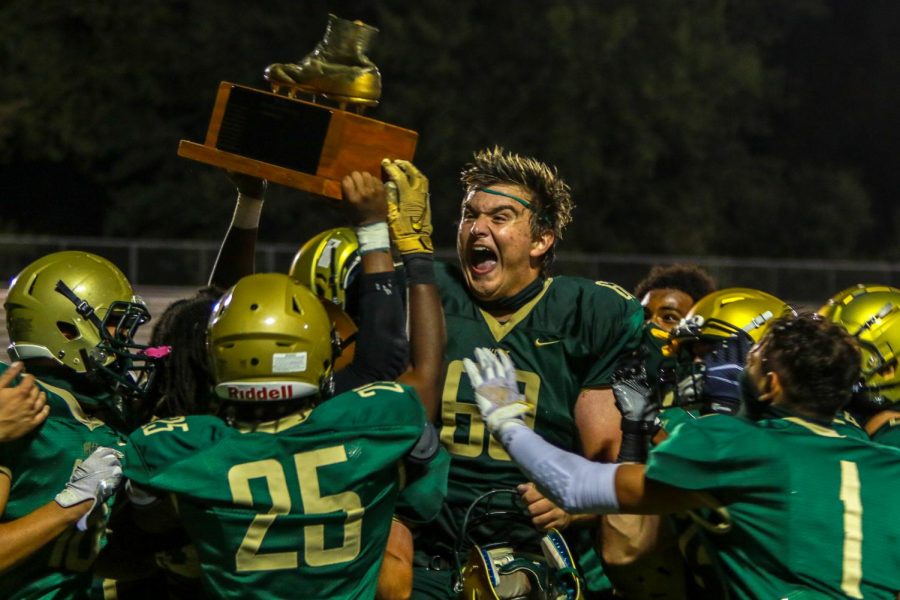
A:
1,0,898,316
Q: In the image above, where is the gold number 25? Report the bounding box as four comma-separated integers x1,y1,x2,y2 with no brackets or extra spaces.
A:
228,445,364,572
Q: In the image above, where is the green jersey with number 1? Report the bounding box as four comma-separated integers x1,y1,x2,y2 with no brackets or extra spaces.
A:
0,365,123,600
646,413,900,600
420,262,642,557
123,382,448,600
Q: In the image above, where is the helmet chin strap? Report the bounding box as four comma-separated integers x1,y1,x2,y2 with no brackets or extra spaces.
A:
54,280,105,330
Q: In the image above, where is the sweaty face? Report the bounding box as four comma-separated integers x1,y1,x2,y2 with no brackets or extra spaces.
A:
456,185,551,303
641,288,694,331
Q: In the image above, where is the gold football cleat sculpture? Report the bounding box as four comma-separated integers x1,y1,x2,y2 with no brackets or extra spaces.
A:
265,14,382,110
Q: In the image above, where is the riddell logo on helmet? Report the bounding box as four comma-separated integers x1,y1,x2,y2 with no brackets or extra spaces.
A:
217,382,296,401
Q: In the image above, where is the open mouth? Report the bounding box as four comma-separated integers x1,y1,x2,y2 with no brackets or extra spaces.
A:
468,246,498,275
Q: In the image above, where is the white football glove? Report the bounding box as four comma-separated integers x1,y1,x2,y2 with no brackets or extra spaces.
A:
463,348,530,438
55,446,124,531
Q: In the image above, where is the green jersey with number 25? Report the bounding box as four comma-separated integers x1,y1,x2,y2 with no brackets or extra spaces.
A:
124,382,447,600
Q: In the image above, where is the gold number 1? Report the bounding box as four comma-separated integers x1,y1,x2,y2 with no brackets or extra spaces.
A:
839,460,863,599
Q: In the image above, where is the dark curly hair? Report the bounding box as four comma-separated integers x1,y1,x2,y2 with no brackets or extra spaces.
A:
759,313,861,419
634,264,717,304
147,286,223,418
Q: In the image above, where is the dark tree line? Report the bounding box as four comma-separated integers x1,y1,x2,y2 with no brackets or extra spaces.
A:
0,0,896,259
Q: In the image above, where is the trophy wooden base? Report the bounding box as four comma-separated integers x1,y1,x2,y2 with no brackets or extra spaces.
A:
178,82,417,200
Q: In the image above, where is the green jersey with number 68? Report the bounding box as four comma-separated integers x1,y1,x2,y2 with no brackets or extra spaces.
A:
0,365,123,600
420,262,642,557
123,382,448,600
647,413,900,600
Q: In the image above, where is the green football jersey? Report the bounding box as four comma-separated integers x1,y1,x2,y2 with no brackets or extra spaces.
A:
647,413,900,600
124,382,447,600
420,262,642,556
0,365,123,600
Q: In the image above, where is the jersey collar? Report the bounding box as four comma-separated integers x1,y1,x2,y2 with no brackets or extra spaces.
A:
479,278,553,342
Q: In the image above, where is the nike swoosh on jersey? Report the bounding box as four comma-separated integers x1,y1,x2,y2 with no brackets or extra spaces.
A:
534,338,562,347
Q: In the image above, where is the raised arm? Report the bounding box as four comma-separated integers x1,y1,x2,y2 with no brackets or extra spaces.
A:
208,172,267,290
383,159,446,421
333,171,409,393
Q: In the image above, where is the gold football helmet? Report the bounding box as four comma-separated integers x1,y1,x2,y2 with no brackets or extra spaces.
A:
289,227,361,317
6,251,147,370
456,490,583,600
664,288,792,411
320,300,357,372
670,287,793,347
819,284,900,405
5,251,155,415
208,273,336,401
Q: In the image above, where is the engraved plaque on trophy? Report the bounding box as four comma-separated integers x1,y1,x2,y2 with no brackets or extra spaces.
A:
177,16,417,200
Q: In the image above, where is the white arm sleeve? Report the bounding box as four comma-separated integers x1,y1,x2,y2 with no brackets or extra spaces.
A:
500,425,621,514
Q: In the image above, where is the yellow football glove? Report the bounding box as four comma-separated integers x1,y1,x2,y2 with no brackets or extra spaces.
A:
381,159,433,254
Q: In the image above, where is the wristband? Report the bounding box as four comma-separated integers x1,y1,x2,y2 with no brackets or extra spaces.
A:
402,254,435,285
355,221,391,255
231,193,264,229
616,431,647,463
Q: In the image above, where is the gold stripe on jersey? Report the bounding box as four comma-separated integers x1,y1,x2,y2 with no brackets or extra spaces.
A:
479,278,552,342
782,416,843,438
35,378,107,431
234,408,313,434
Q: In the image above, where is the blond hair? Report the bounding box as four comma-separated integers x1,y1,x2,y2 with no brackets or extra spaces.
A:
460,146,573,272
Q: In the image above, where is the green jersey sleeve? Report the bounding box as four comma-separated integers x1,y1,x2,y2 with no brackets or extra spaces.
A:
580,281,644,387
646,415,773,493
124,415,234,498
394,446,450,525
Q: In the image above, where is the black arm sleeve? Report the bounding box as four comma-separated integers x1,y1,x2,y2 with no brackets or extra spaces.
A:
334,272,409,393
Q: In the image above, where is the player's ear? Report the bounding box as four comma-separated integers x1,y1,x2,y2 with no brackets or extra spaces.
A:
759,372,779,402
529,229,555,259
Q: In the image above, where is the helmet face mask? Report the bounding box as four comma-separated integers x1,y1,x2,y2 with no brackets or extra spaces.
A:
820,284,900,409
5,251,157,424
208,273,337,408
454,489,583,600
662,288,791,410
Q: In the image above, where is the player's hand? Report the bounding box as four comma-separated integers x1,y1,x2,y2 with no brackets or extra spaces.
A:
700,334,752,415
342,171,388,226
225,171,269,200
55,447,124,531
381,159,433,254
0,362,49,442
227,170,267,199
517,482,573,531
612,358,659,463
611,358,658,429
463,348,530,438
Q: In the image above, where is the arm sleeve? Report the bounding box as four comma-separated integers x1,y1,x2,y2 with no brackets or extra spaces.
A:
334,272,409,393
499,425,621,514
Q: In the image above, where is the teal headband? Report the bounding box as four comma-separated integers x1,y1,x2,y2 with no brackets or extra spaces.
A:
477,187,531,209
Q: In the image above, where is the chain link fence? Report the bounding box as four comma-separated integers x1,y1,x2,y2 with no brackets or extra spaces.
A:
0,234,898,349
1,234,897,302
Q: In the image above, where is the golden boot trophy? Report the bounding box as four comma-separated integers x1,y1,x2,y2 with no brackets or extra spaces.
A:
265,14,381,111
177,14,415,200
